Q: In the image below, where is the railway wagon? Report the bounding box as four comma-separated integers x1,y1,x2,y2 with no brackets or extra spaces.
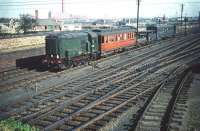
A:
93,28,136,55
43,32,100,69
43,27,136,69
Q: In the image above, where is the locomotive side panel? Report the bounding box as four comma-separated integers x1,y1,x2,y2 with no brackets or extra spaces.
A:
59,36,88,59
55,33,90,66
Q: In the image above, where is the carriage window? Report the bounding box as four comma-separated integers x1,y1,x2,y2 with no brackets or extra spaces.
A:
111,35,113,42
120,34,123,40
110,35,115,42
108,35,111,42
105,36,108,43
117,35,120,41
125,34,127,40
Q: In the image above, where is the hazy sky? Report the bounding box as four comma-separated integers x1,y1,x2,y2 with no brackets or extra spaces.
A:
0,0,199,18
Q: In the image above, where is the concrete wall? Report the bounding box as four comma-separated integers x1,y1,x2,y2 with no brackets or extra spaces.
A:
0,47,45,71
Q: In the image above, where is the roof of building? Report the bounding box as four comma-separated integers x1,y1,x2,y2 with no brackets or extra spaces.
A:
0,23,9,29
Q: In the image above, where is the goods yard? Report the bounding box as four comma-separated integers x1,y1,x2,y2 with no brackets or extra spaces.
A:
0,25,200,130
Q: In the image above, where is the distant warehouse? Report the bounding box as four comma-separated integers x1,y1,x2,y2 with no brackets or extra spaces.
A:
61,21,82,31
34,19,61,31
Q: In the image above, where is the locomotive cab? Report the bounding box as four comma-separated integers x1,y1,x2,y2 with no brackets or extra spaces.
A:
42,34,64,69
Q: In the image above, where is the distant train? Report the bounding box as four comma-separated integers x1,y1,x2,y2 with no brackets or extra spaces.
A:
42,28,136,69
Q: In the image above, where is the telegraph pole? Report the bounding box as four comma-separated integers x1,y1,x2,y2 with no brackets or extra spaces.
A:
173,24,176,37
180,4,184,25
136,0,141,43
199,11,200,28
184,16,187,36
62,0,64,13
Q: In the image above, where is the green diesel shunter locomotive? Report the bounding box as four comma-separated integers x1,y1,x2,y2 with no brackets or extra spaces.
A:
43,31,100,69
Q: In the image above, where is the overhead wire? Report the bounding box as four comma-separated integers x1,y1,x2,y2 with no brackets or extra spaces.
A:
0,1,200,6
0,0,199,18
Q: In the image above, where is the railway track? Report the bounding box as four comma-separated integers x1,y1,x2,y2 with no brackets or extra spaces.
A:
0,34,199,130
0,34,192,94
0,67,27,81
99,66,186,131
134,70,193,131
0,69,47,85
35,54,198,131
0,69,53,93
100,64,197,131
71,66,186,131
0,35,195,109
163,71,193,131
0,37,161,93
0,34,198,130
0,36,178,96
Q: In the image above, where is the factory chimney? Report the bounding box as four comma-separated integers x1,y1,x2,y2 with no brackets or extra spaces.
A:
35,10,38,19
48,11,52,19
62,0,64,13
